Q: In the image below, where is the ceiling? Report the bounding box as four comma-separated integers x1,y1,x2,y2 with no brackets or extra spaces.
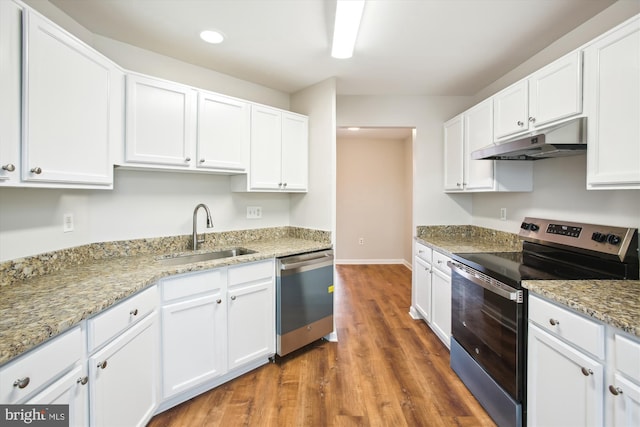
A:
47,0,617,96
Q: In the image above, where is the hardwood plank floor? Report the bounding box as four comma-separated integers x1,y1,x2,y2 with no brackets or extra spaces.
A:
148,264,496,427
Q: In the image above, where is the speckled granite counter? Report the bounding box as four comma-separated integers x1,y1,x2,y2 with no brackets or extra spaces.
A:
415,224,640,338
0,228,331,366
523,280,640,337
416,224,522,255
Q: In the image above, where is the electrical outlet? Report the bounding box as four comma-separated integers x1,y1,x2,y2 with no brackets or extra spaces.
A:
500,208,507,221
358,237,364,245
246,206,262,219
63,213,74,232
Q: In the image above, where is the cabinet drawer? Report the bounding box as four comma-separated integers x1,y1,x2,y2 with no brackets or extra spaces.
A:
0,327,82,404
615,333,640,381
529,295,604,359
161,269,224,302
228,259,274,286
415,242,432,263
88,286,158,352
432,251,451,275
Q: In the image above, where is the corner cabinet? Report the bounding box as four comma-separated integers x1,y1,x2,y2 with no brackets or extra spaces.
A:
584,16,640,190
493,50,583,141
5,7,122,189
444,100,532,193
231,105,308,192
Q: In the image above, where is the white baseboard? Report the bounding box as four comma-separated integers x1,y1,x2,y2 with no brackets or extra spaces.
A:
336,259,411,270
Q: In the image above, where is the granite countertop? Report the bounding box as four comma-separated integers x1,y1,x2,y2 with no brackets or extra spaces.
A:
0,231,331,366
416,224,640,338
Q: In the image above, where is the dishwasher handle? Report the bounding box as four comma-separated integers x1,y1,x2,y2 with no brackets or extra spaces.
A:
280,251,333,271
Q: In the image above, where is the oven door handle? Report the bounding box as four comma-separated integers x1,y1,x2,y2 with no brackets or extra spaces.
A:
447,261,523,303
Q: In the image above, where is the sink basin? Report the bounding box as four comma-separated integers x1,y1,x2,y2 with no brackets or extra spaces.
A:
158,247,257,266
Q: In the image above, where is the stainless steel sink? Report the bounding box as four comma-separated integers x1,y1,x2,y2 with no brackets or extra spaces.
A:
158,247,257,266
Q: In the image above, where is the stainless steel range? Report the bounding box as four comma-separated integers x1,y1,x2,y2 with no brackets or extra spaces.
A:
448,218,639,427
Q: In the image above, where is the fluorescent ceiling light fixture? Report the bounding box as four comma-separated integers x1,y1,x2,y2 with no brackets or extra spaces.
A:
347,127,360,131
331,0,365,59
200,30,225,44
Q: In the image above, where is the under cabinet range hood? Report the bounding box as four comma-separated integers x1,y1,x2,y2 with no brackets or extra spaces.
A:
471,117,587,160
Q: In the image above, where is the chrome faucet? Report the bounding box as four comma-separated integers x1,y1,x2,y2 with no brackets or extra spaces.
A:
192,203,214,251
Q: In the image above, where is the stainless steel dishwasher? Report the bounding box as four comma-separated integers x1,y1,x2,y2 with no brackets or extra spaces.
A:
276,249,334,356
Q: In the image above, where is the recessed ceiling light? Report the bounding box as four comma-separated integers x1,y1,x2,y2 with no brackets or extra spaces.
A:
347,127,360,131
200,30,225,44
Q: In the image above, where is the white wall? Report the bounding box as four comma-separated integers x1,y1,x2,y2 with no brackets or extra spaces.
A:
337,95,474,234
0,170,290,261
289,78,337,236
336,136,411,263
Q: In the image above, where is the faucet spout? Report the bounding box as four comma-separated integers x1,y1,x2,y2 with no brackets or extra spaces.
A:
192,203,214,251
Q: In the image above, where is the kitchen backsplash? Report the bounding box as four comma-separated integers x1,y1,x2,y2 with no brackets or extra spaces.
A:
416,225,523,251
0,226,331,287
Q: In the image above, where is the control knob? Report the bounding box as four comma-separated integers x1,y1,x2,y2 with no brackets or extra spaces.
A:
521,222,530,230
591,232,607,243
529,224,540,232
606,234,621,245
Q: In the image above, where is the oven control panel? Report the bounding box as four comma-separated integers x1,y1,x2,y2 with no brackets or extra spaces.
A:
519,217,638,261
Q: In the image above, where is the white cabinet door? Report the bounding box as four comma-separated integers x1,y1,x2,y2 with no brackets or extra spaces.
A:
23,10,113,186
527,323,604,427
0,0,21,185
197,92,250,172
414,256,432,322
249,105,282,190
26,364,88,427
89,313,158,427
529,51,583,128
585,17,640,190
463,100,495,191
281,112,308,191
493,80,529,140
161,293,226,398
431,267,451,348
125,74,196,167
443,115,464,191
610,374,640,427
227,262,275,370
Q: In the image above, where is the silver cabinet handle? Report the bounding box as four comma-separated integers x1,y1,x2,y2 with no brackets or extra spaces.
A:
517,121,524,127
456,182,461,187
230,295,236,301
97,360,108,369
282,183,287,187
581,367,593,376
13,377,30,389
2,164,15,172
549,318,560,326
30,167,42,174
130,308,138,316
77,376,89,385
216,299,222,304
199,159,205,163
528,116,536,123
609,385,623,395
185,157,191,162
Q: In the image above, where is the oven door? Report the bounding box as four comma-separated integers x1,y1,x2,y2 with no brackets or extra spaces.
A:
449,261,526,401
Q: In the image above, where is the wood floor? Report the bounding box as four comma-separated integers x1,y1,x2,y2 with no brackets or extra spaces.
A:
147,264,496,427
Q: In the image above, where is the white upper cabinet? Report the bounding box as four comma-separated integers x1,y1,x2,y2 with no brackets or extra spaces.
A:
584,16,640,190
197,91,250,172
231,105,309,192
22,9,119,187
125,73,197,167
444,100,532,193
493,51,583,141
0,0,22,186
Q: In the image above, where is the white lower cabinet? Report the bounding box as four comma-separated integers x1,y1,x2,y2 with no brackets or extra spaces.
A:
160,269,226,399
527,322,604,426
412,242,451,348
27,364,89,427
528,293,640,427
88,312,158,427
227,260,275,370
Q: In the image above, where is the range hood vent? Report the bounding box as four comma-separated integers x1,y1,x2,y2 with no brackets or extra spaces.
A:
471,117,587,160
